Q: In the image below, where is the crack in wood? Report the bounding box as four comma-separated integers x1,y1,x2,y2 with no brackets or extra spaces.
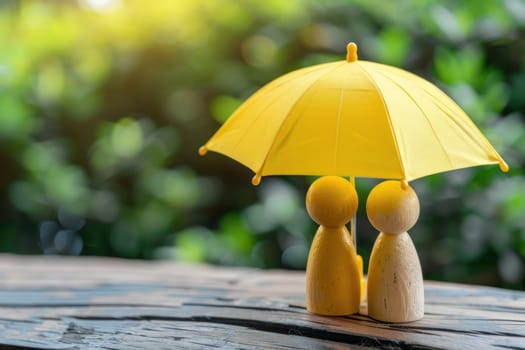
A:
388,324,524,338
67,314,439,350
59,322,95,346
496,346,525,350
0,342,76,350
181,302,297,313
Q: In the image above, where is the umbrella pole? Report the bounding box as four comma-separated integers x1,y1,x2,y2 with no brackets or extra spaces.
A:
349,176,366,302
349,176,357,248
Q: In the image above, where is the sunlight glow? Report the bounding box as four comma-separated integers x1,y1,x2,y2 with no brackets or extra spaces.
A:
81,0,121,12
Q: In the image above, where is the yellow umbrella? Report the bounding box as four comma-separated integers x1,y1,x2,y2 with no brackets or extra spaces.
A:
199,42,508,311
199,43,508,186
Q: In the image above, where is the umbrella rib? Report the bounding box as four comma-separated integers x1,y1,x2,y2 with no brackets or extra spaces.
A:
334,85,345,170
228,90,283,172
432,98,500,161
355,63,407,180
223,64,339,171
373,69,455,170
422,86,503,159
256,62,347,177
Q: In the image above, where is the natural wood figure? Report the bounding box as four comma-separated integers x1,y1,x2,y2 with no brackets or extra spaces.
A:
366,180,424,323
305,176,361,316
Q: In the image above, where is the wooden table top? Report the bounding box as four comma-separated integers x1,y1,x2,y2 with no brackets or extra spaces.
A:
0,254,523,350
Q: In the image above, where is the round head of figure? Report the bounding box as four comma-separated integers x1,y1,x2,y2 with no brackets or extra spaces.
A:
306,176,358,228
366,180,420,234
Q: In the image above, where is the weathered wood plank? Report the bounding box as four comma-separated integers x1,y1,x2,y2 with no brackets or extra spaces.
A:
0,254,523,350
0,318,372,350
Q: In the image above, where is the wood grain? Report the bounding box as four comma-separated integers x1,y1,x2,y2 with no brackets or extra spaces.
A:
367,232,424,322
0,254,523,350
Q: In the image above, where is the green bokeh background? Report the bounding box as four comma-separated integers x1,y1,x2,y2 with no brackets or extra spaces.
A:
1,0,524,289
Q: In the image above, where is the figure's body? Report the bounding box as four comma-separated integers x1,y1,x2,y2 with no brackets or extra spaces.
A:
305,176,361,315
366,180,424,322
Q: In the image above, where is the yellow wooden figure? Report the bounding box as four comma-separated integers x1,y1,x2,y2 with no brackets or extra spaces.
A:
366,180,424,323
305,176,361,316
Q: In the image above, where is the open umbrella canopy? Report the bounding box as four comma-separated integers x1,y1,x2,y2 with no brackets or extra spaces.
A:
200,43,508,186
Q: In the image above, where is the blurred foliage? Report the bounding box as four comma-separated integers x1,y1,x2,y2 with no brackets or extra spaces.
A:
0,0,524,289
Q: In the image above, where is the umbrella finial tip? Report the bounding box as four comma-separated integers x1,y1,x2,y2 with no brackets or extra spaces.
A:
499,159,509,173
346,42,358,62
252,174,261,186
198,146,208,156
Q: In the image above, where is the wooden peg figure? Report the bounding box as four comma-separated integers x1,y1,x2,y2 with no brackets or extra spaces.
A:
305,176,361,316
366,180,424,323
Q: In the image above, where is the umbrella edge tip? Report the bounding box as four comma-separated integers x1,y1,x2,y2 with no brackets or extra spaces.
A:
252,174,262,186
198,146,208,156
499,159,509,173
